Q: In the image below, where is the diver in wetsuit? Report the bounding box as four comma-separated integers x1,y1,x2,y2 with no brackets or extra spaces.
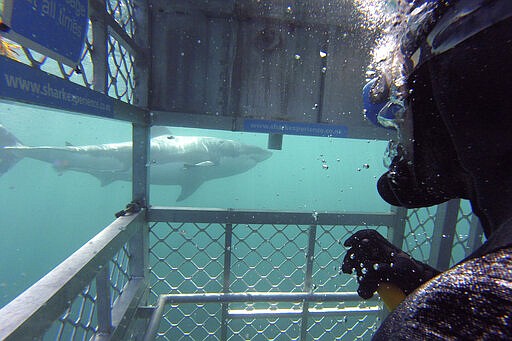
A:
342,0,512,339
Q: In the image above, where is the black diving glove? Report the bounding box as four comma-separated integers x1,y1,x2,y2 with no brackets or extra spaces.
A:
342,229,440,299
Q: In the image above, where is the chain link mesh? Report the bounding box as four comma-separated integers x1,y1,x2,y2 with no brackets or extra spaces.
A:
107,0,136,38
402,200,479,267
403,207,437,263
450,200,476,266
43,282,98,341
110,243,132,305
1,0,136,104
149,222,225,301
307,315,380,341
107,34,135,103
41,241,131,340
149,222,387,340
229,318,301,340
162,304,222,341
1,20,95,89
231,224,307,293
310,225,388,313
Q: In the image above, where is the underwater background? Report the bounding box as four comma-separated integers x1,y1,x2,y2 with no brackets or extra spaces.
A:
0,101,390,309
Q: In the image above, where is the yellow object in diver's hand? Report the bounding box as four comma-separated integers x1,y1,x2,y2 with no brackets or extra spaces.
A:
377,283,407,311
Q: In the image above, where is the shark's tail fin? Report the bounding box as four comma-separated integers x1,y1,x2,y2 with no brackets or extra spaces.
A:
0,125,23,176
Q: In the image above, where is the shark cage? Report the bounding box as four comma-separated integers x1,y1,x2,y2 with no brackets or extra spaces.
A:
0,1,484,340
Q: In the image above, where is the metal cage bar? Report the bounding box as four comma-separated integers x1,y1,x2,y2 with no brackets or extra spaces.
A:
429,199,461,270
143,292,381,341
0,212,144,340
96,266,113,335
147,207,396,226
388,207,408,249
467,215,485,256
220,223,234,341
300,225,318,339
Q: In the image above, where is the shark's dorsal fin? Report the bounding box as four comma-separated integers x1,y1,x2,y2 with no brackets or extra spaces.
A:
177,179,204,201
151,126,172,137
65,141,75,146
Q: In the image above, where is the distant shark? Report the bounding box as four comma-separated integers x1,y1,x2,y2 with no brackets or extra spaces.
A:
0,125,272,201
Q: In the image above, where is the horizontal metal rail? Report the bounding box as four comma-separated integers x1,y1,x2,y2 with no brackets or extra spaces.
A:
148,207,395,226
158,292,368,304
150,111,392,141
0,211,145,341
227,307,381,319
144,292,380,341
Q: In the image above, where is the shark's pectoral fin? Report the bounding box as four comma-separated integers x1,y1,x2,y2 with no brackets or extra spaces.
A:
99,177,115,187
91,171,120,187
177,179,204,201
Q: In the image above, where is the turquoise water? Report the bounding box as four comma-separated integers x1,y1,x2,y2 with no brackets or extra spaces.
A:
0,101,390,309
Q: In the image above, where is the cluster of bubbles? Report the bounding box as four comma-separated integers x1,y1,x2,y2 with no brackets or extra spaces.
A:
363,0,440,101
352,0,396,33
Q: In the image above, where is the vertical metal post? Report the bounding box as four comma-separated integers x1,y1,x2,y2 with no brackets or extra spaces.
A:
90,0,108,94
130,124,150,280
131,1,151,337
387,206,408,249
130,0,151,283
300,225,317,340
316,30,329,124
90,1,113,335
132,0,151,109
429,199,460,270
466,215,484,256
96,265,113,335
220,224,233,341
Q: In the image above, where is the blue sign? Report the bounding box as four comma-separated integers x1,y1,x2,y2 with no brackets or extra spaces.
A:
2,0,88,66
0,56,114,118
244,119,348,138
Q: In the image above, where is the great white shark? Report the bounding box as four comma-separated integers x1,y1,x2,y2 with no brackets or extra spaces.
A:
0,125,272,201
